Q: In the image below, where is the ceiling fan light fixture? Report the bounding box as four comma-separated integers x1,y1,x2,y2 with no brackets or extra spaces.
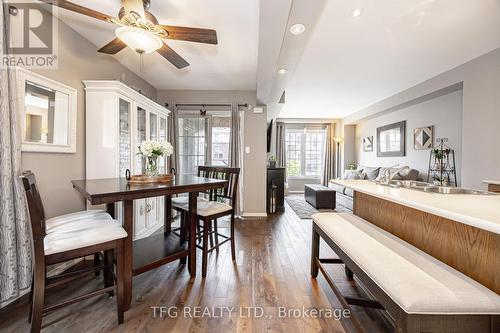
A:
115,26,162,54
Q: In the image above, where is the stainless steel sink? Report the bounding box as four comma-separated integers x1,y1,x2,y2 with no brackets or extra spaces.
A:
422,186,494,195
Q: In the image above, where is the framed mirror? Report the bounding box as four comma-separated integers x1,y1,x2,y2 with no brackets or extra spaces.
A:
377,121,406,157
16,67,77,153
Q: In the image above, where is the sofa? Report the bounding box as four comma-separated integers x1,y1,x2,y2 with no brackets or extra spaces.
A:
328,166,420,211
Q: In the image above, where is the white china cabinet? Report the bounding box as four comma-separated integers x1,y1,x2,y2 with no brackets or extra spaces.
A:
83,80,170,240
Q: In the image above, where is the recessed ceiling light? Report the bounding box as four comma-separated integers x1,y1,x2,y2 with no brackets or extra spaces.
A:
351,8,363,17
278,68,288,74
290,23,306,35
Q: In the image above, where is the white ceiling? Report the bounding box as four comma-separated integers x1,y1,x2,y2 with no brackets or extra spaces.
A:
278,0,500,118
51,0,259,90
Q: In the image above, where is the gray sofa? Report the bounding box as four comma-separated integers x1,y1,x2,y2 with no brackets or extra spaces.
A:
329,166,419,211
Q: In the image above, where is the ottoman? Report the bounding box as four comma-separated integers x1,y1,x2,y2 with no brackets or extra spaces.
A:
304,184,336,209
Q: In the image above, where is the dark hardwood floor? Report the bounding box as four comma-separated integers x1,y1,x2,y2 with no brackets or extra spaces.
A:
0,203,391,333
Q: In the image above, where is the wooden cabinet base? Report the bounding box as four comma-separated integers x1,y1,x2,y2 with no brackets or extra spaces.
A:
353,191,499,294
488,183,500,193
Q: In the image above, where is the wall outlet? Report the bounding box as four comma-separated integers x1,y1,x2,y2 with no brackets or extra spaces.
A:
245,146,251,154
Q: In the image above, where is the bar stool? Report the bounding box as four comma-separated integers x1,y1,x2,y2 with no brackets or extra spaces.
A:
20,171,127,333
173,166,240,277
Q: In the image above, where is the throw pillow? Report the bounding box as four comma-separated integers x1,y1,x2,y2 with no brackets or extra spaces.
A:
342,170,365,180
362,167,380,180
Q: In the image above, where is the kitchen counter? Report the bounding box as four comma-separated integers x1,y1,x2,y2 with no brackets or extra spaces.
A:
331,179,500,234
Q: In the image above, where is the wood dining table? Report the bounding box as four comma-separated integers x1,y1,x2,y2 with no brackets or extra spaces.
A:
71,175,228,310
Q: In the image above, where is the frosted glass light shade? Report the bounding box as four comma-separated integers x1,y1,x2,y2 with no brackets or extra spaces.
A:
115,26,163,54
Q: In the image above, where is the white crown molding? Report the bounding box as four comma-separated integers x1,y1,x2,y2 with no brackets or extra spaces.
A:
82,80,171,114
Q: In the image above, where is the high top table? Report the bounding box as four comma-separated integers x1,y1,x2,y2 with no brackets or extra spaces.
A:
71,175,228,310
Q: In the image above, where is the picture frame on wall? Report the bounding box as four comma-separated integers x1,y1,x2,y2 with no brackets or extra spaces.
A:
363,136,373,152
377,121,406,157
414,126,434,150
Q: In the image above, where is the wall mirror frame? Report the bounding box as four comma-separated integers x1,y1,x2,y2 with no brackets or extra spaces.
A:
376,121,406,157
16,67,77,153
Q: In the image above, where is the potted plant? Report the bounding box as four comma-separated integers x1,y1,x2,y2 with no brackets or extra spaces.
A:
137,140,174,177
268,155,277,168
432,148,445,170
347,162,357,171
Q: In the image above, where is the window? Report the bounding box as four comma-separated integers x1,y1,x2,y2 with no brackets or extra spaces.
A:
285,127,326,178
177,117,207,175
211,116,231,166
176,113,231,174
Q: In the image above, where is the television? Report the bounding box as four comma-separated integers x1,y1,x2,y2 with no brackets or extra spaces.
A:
266,119,273,152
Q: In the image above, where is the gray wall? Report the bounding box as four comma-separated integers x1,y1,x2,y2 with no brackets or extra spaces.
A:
356,89,463,183
342,47,500,190
22,15,156,218
156,90,267,216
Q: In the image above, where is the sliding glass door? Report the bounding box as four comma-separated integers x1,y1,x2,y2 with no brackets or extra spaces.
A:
176,113,231,175
177,117,207,175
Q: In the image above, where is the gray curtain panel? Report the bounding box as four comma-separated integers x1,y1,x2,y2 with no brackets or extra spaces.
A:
230,103,240,168
167,103,177,173
322,123,336,186
230,104,242,216
0,3,32,308
275,122,286,168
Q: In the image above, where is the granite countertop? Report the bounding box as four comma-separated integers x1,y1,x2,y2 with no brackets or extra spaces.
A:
330,179,500,235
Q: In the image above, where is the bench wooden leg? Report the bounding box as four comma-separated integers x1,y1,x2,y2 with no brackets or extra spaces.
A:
311,227,319,278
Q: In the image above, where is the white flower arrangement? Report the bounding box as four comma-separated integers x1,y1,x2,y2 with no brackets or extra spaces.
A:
138,140,174,158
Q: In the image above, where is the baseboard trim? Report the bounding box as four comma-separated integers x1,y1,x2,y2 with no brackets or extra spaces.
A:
241,212,268,218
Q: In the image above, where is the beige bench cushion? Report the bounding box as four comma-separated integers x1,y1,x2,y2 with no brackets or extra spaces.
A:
44,217,127,256
312,212,500,315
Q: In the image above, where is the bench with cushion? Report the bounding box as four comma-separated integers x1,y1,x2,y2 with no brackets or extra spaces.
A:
311,213,500,333
304,184,336,209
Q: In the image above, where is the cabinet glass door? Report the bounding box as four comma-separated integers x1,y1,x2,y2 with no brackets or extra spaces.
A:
118,98,131,178
136,107,146,173
159,116,167,173
149,112,158,140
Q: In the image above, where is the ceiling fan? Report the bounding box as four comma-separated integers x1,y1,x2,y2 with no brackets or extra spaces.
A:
39,0,218,69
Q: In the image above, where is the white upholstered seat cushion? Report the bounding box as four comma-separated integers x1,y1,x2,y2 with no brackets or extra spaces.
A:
178,201,232,217
45,209,111,234
312,212,500,314
44,217,127,256
171,196,208,208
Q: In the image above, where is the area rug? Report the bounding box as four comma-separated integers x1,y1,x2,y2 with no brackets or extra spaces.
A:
285,194,350,220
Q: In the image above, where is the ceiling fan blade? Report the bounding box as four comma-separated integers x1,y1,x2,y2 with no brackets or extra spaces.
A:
98,38,127,54
160,25,218,45
38,0,114,22
157,43,189,69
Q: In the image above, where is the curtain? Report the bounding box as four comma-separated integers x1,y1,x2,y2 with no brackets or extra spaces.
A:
230,104,243,216
322,123,336,186
167,103,177,173
0,2,32,309
275,122,286,168
230,103,240,168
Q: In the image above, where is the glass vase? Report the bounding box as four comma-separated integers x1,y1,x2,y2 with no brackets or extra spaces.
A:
145,155,159,177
